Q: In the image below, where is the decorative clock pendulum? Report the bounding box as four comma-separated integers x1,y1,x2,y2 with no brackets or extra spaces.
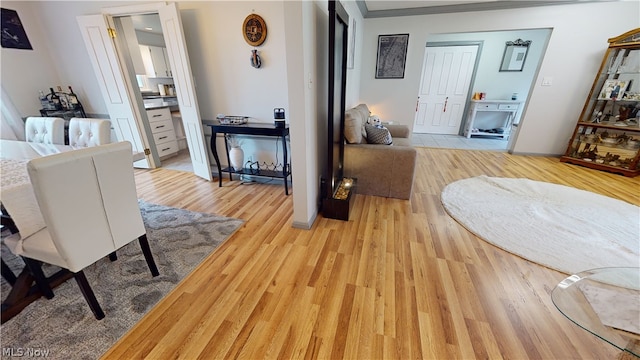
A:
251,49,262,69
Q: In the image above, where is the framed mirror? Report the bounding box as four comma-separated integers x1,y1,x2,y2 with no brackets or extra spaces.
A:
500,39,531,72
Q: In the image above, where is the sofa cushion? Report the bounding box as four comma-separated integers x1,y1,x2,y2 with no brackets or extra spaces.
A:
365,124,393,145
345,108,364,144
343,142,416,199
354,104,371,120
344,104,374,144
392,137,412,147
386,124,411,138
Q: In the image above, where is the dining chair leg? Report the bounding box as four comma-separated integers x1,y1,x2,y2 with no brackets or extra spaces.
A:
1,205,19,234
73,271,105,320
108,252,117,262
1,259,17,285
138,234,159,277
21,257,54,299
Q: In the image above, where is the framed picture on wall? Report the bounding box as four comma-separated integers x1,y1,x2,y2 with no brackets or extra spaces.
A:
375,34,409,79
347,18,356,69
499,39,531,72
1,8,33,50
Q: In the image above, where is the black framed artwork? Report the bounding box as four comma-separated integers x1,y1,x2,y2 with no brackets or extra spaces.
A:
375,34,409,79
1,8,32,50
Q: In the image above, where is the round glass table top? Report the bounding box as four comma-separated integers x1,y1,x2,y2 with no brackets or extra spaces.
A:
551,267,640,357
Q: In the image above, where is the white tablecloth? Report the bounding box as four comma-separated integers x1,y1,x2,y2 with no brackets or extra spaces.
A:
1,141,80,240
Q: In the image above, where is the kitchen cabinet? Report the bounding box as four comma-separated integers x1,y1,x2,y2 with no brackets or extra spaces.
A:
146,107,178,158
560,28,640,177
140,45,172,78
150,46,171,77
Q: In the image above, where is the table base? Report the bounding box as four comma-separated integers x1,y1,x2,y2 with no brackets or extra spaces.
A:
1,265,73,323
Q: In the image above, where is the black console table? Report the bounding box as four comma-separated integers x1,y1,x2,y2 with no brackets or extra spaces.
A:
206,121,291,195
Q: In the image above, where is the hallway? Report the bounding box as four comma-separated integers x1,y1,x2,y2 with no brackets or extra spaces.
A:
411,133,508,151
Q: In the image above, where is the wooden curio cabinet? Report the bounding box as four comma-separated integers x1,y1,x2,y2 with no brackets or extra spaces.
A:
560,28,640,177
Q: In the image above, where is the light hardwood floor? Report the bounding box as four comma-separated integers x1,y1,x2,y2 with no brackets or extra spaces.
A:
103,148,639,359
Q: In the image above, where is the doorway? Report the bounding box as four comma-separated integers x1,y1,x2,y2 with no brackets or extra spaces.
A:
115,13,193,173
77,2,212,181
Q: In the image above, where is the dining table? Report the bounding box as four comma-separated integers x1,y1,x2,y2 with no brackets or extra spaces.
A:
0,139,144,322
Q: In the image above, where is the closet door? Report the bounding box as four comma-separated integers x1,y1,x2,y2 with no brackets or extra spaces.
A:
414,45,478,135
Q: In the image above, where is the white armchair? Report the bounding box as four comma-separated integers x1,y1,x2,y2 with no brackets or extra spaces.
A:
4,142,158,319
24,117,65,145
68,118,111,147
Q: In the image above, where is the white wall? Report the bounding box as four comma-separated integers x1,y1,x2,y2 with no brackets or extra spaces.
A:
359,1,640,155
425,28,551,128
343,1,364,108
2,1,291,121
287,0,320,228
427,29,550,104
0,0,322,227
176,2,290,123
0,1,62,117
177,2,301,207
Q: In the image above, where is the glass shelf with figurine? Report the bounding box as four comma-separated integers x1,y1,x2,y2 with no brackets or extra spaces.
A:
562,28,640,177
562,122,640,176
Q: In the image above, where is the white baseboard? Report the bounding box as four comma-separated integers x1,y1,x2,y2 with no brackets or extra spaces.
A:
292,210,317,230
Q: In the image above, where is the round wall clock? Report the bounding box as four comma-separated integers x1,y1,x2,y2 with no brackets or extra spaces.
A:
243,14,267,47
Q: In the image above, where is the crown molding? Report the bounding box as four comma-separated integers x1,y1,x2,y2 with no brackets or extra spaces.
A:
356,0,615,18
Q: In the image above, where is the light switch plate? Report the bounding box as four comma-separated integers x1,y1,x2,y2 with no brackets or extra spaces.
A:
541,77,553,86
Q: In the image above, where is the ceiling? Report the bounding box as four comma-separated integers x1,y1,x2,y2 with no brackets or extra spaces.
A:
130,14,162,35
359,0,611,17
365,0,498,11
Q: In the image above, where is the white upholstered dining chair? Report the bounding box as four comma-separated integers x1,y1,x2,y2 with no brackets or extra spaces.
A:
3,142,159,319
68,118,111,147
24,117,65,145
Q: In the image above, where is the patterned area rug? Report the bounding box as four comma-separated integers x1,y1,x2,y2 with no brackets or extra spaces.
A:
0,201,243,360
441,176,640,274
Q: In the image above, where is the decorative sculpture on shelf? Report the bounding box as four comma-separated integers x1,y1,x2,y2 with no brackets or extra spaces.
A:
618,105,630,121
592,111,603,123
226,135,244,171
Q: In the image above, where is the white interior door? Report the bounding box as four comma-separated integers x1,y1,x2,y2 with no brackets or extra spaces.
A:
159,3,212,181
76,15,153,168
413,45,478,134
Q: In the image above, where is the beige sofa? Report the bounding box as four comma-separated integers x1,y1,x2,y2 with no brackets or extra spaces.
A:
343,104,417,200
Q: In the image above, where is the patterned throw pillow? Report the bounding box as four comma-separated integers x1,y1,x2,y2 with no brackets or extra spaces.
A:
365,123,393,145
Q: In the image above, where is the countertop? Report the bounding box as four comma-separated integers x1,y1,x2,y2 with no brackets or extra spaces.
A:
143,97,179,111
144,102,177,110
141,92,176,99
